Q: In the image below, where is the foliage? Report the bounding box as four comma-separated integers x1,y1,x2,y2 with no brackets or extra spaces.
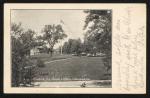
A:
62,38,82,54
102,56,111,72
82,39,95,53
11,23,38,87
83,10,111,55
40,24,67,56
62,42,70,54
83,10,112,72
36,59,45,67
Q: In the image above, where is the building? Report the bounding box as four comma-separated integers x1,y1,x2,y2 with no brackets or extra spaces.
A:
30,46,45,56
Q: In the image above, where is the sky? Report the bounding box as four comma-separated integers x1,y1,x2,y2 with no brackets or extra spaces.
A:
11,10,87,49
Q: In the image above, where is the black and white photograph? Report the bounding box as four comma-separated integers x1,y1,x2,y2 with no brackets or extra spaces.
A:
10,9,112,88
4,4,146,94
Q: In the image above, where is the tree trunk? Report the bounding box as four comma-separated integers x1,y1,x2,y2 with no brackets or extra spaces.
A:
48,48,53,56
50,50,53,57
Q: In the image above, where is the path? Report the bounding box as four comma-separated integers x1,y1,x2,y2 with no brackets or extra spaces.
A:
44,57,74,64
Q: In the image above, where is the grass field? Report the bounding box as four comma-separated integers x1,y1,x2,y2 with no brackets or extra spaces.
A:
33,54,111,81
31,53,72,62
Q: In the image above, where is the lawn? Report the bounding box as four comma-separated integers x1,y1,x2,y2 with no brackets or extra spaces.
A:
31,53,72,62
33,54,111,81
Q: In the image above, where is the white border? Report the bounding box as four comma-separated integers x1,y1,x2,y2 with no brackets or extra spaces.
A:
4,3,146,94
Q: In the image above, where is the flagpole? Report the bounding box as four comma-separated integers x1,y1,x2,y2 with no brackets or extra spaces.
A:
61,41,63,55
60,19,72,55
60,19,64,55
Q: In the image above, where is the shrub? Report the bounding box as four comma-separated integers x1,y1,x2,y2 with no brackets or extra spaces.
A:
102,55,111,72
37,59,45,67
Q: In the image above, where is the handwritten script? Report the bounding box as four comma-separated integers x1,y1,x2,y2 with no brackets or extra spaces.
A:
114,7,145,91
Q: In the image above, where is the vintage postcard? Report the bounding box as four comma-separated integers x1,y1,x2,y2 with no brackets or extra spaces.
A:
4,3,146,94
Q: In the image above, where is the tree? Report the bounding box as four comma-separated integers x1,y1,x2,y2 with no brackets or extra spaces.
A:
83,37,95,54
62,39,74,54
71,38,82,55
11,23,38,87
41,24,67,56
67,39,74,53
62,38,82,55
62,42,70,54
84,10,111,55
84,10,112,73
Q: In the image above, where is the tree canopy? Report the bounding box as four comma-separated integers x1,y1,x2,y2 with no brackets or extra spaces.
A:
83,10,111,55
40,24,67,56
11,23,38,86
62,38,82,54
83,10,112,72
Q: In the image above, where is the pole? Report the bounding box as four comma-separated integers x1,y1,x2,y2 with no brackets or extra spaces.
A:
60,19,65,55
61,42,63,55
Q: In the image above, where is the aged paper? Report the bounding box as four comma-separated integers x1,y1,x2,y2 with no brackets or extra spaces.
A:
4,3,146,93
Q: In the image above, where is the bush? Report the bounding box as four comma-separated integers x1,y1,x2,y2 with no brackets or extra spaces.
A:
102,55,111,72
37,59,45,67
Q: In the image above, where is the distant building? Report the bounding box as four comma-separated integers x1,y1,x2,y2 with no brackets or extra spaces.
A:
53,48,60,54
30,46,44,56
30,46,62,56
30,47,40,56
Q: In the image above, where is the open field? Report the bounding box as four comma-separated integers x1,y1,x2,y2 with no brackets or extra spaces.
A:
31,53,72,62
34,54,111,81
30,54,111,87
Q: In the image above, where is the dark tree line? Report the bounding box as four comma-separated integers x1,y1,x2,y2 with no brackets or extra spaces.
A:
62,38,82,54
62,38,98,55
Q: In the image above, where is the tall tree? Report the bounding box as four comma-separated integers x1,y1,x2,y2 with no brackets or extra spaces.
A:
62,38,82,55
11,23,38,87
70,38,82,54
84,10,111,55
41,24,67,56
62,42,69,54
84,10,112,73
